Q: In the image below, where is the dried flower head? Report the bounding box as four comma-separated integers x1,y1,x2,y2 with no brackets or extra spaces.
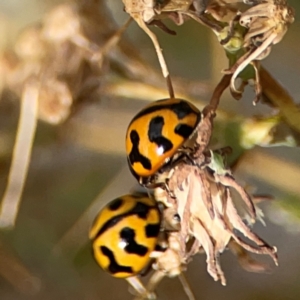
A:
227,0,295,103
0,0,140,228
1,3,106,125
154,112,278,285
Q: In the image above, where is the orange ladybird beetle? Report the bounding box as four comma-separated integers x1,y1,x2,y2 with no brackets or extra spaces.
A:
89,194,161,279
125,98,201,184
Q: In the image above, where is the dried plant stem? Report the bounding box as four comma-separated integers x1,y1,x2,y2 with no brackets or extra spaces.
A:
203,74,231,115
0,81,39,228
133,16,174,98
127,276,154,300
103,18,132,54
144,271,165,297
92,17,132,63
260,66,300,133
178,273,196,300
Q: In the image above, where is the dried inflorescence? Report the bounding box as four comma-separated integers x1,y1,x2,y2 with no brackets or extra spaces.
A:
205,0,294,103
0,0,159,228
0,2,116,124
227,0,295,103
154,111,278,286
1,0,157,229
0,1,116,228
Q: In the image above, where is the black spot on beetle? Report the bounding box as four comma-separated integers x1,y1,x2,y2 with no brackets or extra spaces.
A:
95,202,156,238
130,129,139,144
170,101,197,120
108,198,123,211
148,116,173,153
174,123,194,138
148,116,164,141
100,246,133,275
130,100,200,123
96,217,120,238
145,223,160,238
129,130,152,171
131,201,151,219
120,227,148,256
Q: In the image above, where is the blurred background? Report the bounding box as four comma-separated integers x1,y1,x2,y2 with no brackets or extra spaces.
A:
0,0,299,299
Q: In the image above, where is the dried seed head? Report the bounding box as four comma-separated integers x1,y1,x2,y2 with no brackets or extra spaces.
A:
155,113,278,285
240,1,295,48
42,4,83,43
226,0,295,102
158,157,278,285
14,26,46,61
1,1,117,124
38,79,73,124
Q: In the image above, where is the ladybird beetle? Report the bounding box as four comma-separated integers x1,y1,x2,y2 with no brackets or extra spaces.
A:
89,194,161,278
126,98,201,181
